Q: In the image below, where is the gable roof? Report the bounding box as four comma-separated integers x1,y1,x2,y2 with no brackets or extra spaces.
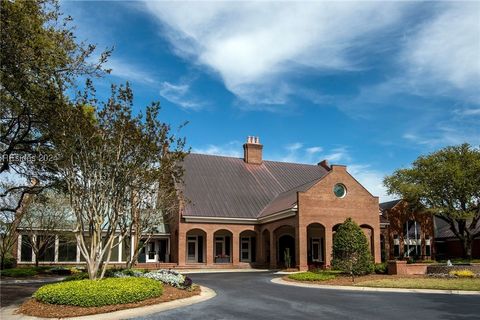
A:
181,153,329,219
379,199,402,212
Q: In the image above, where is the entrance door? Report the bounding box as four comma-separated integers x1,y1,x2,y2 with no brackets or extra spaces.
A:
241,237,251,262
146,241,157,263
311,238,323,262
158,239,168,262
187,236,198,263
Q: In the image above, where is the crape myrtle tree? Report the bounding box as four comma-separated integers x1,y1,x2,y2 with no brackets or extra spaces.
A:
0,0,111,213
0,0,110,268
332,218,374,282
53,82,186,279
384,144,480,259
21,192,73,267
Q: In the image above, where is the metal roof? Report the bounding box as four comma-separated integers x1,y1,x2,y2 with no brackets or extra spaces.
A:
181,153,329,219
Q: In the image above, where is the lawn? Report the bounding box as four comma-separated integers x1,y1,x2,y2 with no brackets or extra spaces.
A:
288,270,342,282
355,278,480,291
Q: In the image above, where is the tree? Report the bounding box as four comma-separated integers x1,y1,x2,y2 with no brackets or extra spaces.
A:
332,218,374,281
0,0,110,215
384,144,480,258
52,83,186,279
21,192,73,267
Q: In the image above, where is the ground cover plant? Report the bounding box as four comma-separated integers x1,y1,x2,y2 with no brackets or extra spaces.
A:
288,270,342,282
33,277,163,307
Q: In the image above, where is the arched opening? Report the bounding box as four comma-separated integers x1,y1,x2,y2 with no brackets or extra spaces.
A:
403,220,421,258
274,225,295,268
213,229,233,264
360,224,375,257
239,230,257,263
262,229,270,265
186,228,206,264
307,223,326,268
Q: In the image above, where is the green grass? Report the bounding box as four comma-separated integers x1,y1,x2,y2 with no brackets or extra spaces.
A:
356,278,480,291
288,270,340,282
34,277,163,307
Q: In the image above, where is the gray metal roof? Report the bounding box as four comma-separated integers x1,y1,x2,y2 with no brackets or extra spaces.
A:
181,153,329,218
434,216,480,239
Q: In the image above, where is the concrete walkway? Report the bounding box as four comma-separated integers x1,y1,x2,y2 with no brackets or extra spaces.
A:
271,277,480,295
0,286,215,320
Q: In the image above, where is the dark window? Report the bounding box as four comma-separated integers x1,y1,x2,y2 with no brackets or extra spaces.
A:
58,235,77,262
20,235,32,262
403,220,421,258
37,236,55,262
393,234,400,257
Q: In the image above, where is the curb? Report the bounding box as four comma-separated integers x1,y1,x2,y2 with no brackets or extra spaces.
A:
0,285,216,320
271,277,480,295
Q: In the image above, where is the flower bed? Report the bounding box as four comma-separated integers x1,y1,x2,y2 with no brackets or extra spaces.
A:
113,269,193,289
34,277,163,307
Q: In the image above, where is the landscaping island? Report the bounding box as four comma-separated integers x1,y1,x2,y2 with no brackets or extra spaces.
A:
13,268,201,318
286,269,480,291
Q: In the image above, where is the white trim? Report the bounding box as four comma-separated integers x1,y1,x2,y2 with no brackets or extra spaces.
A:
183,208,297,225
54,235,59,263
17,234,22,263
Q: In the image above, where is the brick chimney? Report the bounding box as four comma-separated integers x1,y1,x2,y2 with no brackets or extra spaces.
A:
243,136,263,164
318,159,331,171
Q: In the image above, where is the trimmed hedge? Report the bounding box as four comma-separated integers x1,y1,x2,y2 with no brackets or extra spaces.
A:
34,277,163,307
288,271,337,282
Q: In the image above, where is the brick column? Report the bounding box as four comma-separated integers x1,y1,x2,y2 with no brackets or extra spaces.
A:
178,231,186,266
269,232,276,268
373,229,381,263
232,233,240,265
297,226,308,271
206,232,214,266
324,226,333,267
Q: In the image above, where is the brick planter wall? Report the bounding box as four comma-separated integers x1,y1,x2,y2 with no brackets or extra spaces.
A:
426,264,480,275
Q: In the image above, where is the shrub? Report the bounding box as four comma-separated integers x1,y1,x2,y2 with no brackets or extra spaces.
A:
331,218,374,280
49,267,72,275
374,263,387,274
34,277,163,307
63,272,89,281
289,271,337,282
0,268,37,277
449,269,475,278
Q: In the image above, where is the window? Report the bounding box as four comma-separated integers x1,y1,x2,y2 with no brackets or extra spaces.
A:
37,236,55,262
58,234,77,262
241,237,251,262
215,236,225,257
403,220,421,258
333,183,347,198
20,235,32,262
393,235,400,257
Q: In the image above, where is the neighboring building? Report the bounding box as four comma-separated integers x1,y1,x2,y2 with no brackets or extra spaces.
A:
14,137,383,270
434,217,480,259
379,199,435,261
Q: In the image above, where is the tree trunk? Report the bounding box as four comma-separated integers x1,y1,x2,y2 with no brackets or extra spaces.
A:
463,238,473,260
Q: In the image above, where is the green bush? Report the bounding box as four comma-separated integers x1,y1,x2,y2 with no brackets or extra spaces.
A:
331,218,374,278
288,271,337,282
34,277,163,307
374,263,387,274
63,272,89,281
0,268,37,277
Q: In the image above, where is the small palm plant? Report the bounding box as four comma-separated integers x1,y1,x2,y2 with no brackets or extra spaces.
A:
284,249,291,269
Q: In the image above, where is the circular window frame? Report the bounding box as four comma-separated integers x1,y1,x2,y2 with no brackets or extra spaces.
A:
333,183,347,198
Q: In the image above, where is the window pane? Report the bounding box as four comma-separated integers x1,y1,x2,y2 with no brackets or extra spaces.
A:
37,236,55,262
58,234,77,262
21,235,32,262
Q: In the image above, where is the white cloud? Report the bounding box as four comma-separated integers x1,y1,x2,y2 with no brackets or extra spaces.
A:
454,108,480,116
306,146,323,155
401,3,480,99
144,2,409,104
348,164,394,202
192,141,242,158
159,81,204,110
106,58,157,85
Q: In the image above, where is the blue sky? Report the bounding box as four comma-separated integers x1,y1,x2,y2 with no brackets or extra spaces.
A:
61,1,480,201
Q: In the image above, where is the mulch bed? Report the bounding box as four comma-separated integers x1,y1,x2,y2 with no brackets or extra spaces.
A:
284,274,424,286
17,285,201,318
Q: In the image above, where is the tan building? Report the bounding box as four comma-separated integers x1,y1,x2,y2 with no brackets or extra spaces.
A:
14,137,382,270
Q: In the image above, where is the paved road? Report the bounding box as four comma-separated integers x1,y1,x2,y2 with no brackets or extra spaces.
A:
135,272,480,320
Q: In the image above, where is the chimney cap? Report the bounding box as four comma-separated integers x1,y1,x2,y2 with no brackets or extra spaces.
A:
318,159,331,171
246,136,260,144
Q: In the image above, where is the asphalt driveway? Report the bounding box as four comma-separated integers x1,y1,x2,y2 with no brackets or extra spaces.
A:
134,271,480,320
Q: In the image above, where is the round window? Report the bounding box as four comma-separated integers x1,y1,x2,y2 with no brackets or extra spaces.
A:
333,183,347,198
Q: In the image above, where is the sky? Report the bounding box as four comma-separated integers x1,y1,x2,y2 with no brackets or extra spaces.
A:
61,1,480,201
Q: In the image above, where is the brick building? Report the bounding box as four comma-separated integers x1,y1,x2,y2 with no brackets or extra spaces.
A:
15,137,382,270
379,199,435,261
